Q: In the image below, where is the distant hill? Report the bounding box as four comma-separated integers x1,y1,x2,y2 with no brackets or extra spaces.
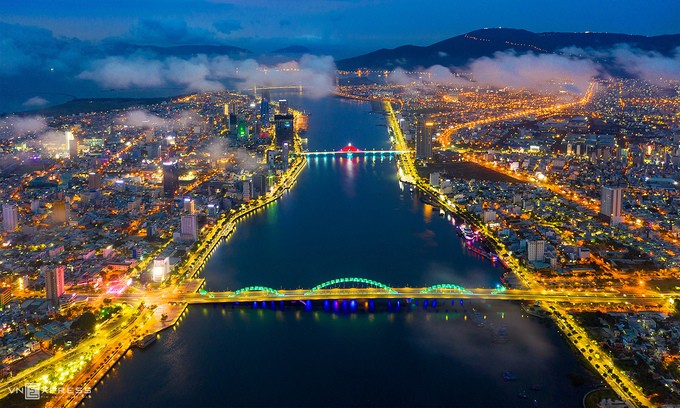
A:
272,45,311,54
13,97,178,117
336,28,680,70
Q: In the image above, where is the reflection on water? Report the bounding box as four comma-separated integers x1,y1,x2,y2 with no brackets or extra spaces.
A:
88,303,592,408
423,203,433,223
86,95,593,408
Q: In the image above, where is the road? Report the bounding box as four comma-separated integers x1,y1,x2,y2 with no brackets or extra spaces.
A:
109,286,669,306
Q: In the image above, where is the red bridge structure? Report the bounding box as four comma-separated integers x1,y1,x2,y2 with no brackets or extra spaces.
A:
303,143,408,156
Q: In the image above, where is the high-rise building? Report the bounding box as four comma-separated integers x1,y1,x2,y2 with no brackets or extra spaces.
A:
282,142,290,170
278,99,289,114
295,113,309,134
207,203,218,217
183,198,195,214
0,287,11,307
527,240,545,262
45,265,65,303
416,120,434,159
237,120,249,141
180,214,198,241
242,179,253,201
275,114,294,146
163,160,180,198
600,187,623,218
260,90,271,124
253,173,267,197
88,172,102,189
68,136,78,159
2,203,18,232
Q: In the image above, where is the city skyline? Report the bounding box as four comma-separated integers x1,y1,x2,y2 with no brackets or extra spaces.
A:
1,3,680,408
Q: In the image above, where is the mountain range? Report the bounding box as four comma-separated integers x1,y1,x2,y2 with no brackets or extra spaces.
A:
336,28,680,70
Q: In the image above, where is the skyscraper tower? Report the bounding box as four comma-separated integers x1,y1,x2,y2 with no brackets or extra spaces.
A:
275,114,294,146
278,99,289,114
180,214,198,241
260,90,271,125
237,120,249,141
600,186,623,223
68,133,78,159
163,160,180,198
88,172,102,189
282,142,290,170
2,203,18,232
527,240,546,262
45,265,65,303
416,120,434,160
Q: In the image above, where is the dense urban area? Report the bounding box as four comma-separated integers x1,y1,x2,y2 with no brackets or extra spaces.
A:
1,71,679,407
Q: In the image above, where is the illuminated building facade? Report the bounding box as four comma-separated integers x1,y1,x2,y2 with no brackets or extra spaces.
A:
180,214,198,241
416,120,433,159
2,203,18,232
527,240,546,262
260,90,271,124
152,257,170,282
163,160,180,198
275,114,294,146
45,265,65,303
600,187,623,219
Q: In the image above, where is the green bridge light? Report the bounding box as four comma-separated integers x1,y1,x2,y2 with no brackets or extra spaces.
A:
232,286,283,297
420,284,473,295
305,277,398,295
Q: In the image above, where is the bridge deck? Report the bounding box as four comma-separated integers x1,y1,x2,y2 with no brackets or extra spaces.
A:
303,150,409,155
153,287,666,305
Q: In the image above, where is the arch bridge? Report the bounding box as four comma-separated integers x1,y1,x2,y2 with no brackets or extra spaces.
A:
166,277,666,305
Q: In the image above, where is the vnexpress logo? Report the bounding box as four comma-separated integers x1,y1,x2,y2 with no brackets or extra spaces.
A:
24,383,41,400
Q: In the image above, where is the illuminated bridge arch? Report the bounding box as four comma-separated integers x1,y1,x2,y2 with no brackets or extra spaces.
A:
421,284,473,295
306,277,398,295
232,286,282,297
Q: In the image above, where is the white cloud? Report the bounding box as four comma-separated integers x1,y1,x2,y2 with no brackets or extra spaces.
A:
78,55,166,89
611,45,680,84
463,51,601,94
119,109,203,130
22,96,49,107
80,53,337,97
0,115,48,139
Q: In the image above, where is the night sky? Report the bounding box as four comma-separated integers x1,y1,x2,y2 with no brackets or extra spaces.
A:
1,0,679,113
3,0,679,56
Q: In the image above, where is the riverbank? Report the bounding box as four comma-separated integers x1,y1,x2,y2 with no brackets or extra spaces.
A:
382,99,650,407
45,153,308,408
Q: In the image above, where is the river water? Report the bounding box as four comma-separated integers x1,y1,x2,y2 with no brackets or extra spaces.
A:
85,95,594,408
